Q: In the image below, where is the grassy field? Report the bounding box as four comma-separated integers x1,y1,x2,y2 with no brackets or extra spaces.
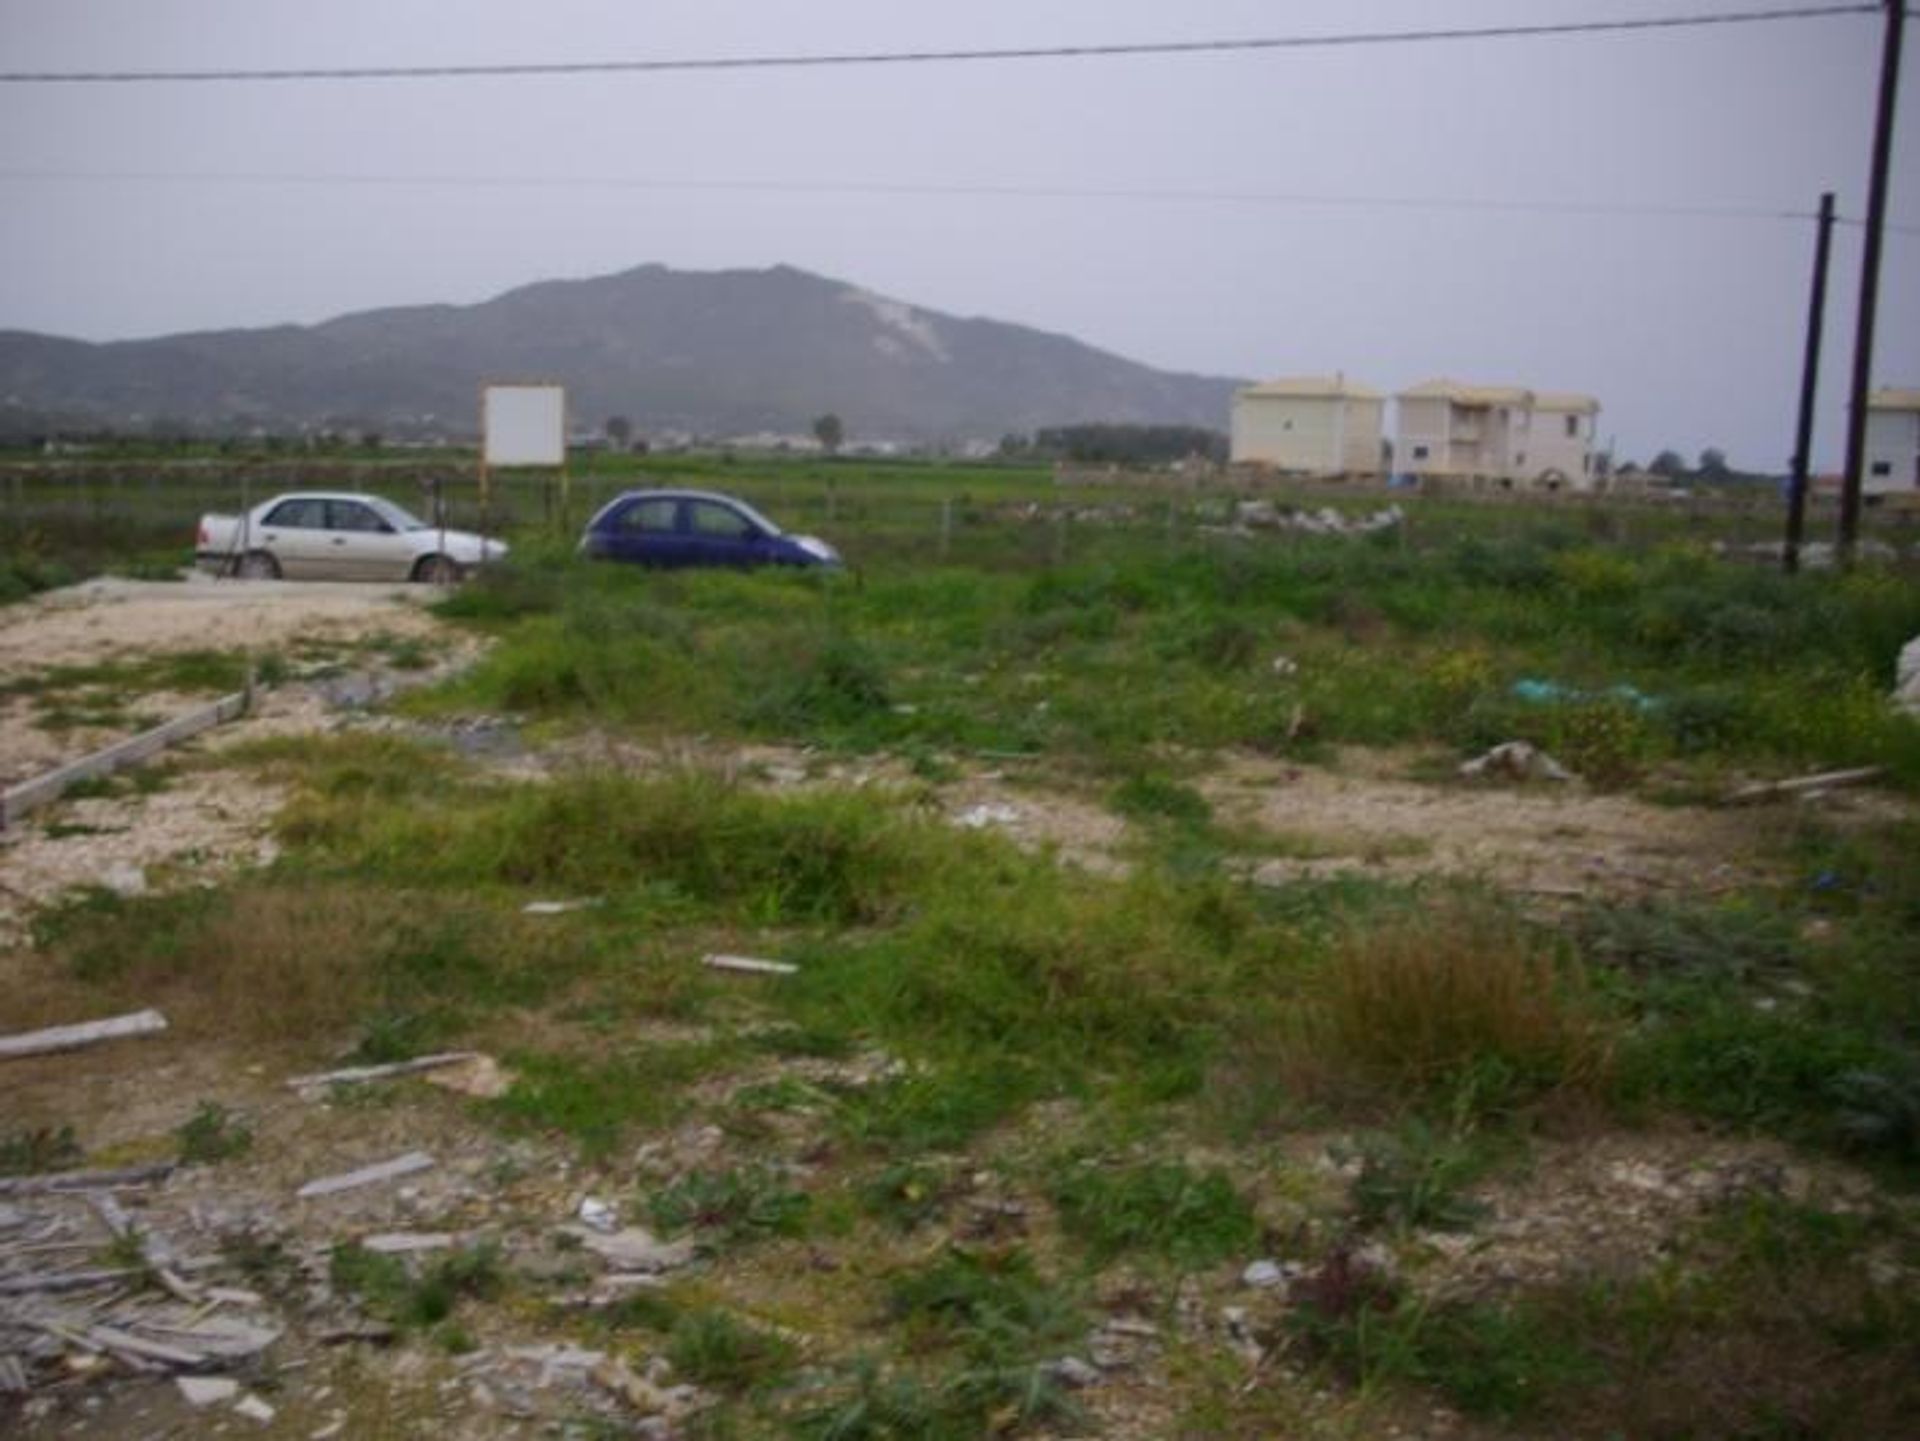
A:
7,453,1920,1437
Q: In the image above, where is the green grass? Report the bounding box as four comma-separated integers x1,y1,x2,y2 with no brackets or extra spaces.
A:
175,1100,252,1165
329,1241,505,1333
0,1125,83,1176
1048,1159,1259,1267
1290,1192,1920,1434
647,1165,813,1245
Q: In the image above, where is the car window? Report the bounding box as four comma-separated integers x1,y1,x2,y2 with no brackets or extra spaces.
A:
263,498,326,529
688,501,756,540
327,500,389,533
617,498,679,533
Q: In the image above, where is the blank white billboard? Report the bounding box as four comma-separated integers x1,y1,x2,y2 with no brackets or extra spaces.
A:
483,384,566,466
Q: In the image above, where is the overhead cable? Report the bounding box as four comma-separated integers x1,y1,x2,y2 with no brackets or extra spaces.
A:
0,5,1877,84
0,167,1844,225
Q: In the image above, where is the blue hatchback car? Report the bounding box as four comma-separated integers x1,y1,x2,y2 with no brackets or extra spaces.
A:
577,489,843,570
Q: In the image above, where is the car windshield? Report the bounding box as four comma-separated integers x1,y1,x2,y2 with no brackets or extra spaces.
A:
365,496,430,532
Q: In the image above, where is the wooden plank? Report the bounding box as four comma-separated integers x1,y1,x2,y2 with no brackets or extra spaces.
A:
1726,765,1884,805
284,1052,479,1092
702,953,798,977
0,1162,175,1196
85,1324,205,1368
296,1151,434,1199
0,1267,141,1294
0,1010,168,1062
0,692,246,829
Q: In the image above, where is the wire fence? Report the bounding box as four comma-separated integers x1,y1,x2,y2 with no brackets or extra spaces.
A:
1,461,1916,575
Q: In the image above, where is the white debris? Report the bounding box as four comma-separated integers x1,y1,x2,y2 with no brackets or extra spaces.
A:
1240,1259,1286,1289
233,1393,276,1424
1044,1356,1102,1389
361,1232,456,1255
1458,740,1576,784
522,898,602,916
562,1225,698,1274
702,954,798,977
98,862,148,898
955,802,1021,830
296,1151,435,1199
577,1197,618,1233
175,1376,240,1407
1892,635,1920,717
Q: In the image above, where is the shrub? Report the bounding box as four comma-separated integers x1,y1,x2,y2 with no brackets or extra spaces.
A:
1275,898,1612,1119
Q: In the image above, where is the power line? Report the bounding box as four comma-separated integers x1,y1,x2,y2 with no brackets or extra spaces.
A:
0,166,1852,225
0,5,1877,84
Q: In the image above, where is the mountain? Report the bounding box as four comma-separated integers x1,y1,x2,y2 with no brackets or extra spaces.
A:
0,264,1243,444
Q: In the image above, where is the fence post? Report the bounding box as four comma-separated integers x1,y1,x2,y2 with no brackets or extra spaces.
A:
1052,511,1066,566
827,479,838,522
939,497,953,559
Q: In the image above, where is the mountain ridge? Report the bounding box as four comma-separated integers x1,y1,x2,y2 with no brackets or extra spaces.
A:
0,264,1243,443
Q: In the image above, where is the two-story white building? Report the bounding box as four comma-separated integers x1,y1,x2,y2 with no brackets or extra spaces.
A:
1230,375,1385,477
1866,388,1920,496
1394,380,1600,488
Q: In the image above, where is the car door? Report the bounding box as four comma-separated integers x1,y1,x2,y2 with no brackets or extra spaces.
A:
326,498,415,581
683,498,774,568
256,497,328,578
604,496,682,565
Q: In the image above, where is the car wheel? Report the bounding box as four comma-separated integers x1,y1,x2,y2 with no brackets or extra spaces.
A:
413,554,463,585
235,551,280,581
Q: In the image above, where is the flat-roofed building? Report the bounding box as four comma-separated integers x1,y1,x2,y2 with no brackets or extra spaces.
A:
1394,379,1600,488
1866,388,1920,496
1230,374,1385,477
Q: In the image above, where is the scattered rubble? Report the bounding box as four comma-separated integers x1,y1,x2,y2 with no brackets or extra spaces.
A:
0,1184,283,1402
1229,500,1405,536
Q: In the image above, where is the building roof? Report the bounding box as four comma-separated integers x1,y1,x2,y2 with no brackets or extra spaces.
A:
1869,388,1920,413
1237,374,1383,401
1397,378,1598,413
1531,391,1601,415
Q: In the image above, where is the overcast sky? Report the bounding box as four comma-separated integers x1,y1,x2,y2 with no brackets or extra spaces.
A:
1,0,1914,467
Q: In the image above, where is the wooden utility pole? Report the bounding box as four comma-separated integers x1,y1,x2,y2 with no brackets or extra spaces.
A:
1786,192,1835,575
1838,0,1907,565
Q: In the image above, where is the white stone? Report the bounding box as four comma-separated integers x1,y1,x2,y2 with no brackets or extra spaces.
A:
234,1394,276,1423
1241,1259,1285,1289
175,1376,240,1407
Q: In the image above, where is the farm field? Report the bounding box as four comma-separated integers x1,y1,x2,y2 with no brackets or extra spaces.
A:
3,456,1920,1438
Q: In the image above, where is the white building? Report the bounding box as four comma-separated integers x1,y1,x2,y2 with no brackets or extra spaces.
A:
1866,389,1920,496
1394,380,1600,488
1230,375,1385,477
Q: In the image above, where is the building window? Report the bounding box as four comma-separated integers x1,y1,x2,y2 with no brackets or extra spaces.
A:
1412,444,1430,461
1565,414,1579,438
1872,461,1894,477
